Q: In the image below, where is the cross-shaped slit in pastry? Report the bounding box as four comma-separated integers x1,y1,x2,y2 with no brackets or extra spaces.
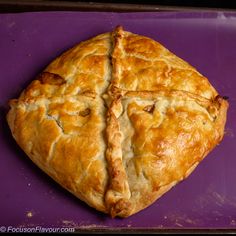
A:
7,26,228,218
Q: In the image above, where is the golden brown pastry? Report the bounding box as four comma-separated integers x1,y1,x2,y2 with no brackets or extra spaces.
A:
7,26,228,218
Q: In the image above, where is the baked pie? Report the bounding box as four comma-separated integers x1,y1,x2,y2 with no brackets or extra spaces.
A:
7,26,228,218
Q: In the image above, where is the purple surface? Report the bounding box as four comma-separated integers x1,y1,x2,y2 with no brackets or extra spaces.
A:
0,11,236,230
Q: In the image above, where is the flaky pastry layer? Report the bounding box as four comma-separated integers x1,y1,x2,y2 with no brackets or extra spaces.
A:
7,26,228,218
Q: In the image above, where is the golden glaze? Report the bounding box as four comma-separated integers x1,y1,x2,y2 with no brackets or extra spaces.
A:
7,26,228,217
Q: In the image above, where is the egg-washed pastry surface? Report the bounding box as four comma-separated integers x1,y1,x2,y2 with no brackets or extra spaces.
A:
7,26,228,218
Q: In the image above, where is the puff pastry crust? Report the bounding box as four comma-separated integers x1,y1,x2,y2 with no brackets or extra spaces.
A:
7,26,228,218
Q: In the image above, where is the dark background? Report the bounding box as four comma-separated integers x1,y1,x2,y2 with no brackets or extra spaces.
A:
62,0,236,9
0,0,236,12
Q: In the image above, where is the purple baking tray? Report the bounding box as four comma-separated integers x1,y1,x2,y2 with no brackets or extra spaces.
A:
0,11,236,232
